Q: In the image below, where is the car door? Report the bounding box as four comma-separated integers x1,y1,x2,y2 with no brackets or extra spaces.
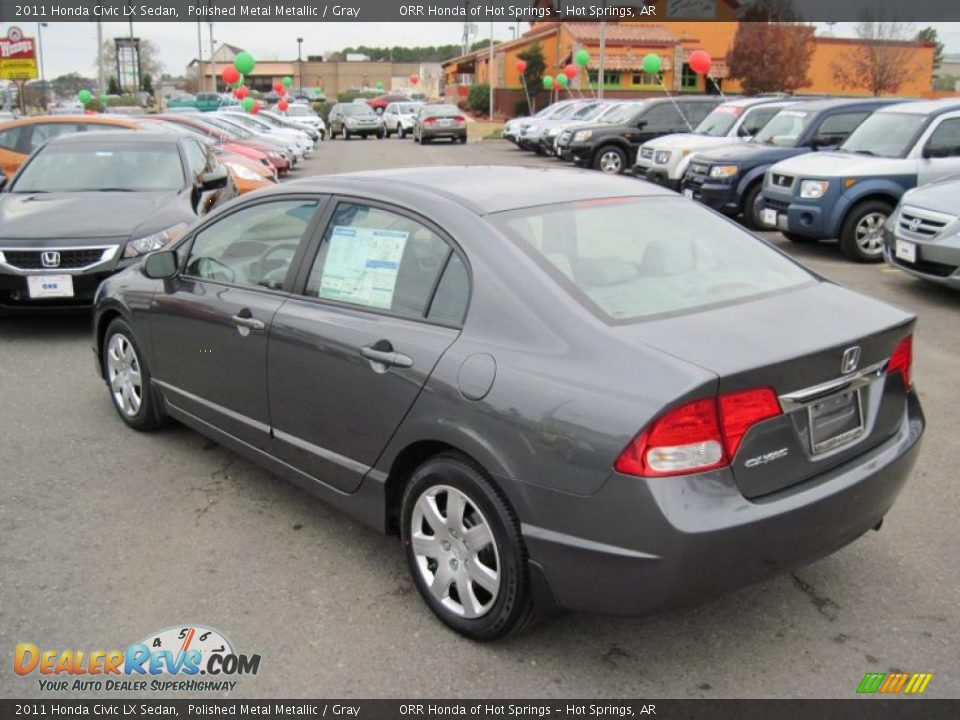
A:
329,105,342,134
917,115,960,185
267,199,470,492
0,125,25,176
149,196,326,449
384,103,398,131
636,103,685,144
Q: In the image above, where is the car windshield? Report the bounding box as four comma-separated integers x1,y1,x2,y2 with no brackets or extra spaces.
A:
13,142,184,193
491,197,812,323
840,112,929,158
286,106,315,117
753,109,812,146
343,105,375,116
695,106,743,137
423,105,460,117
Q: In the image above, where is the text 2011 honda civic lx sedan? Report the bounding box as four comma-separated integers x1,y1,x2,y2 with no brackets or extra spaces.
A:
92,167,924,640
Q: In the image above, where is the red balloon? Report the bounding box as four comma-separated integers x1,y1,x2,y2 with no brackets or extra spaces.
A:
409,75,419,85
235,85,249,99
273,80,284,93
277,99,289,111
251,100,261,115
563,63,578,80
689,50,712,75
221,67,240,85
515,59,527,73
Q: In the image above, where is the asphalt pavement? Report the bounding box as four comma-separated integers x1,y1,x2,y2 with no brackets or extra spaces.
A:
1,135,958,699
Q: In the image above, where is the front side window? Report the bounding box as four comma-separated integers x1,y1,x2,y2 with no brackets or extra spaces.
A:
183,140,209,177
924,117,960,158
491,197,813,323
840,112,929,158
185,200,320,289
12,142,185,193
305,203,455,320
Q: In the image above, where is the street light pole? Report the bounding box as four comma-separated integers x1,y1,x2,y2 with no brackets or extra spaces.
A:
297,37,304,95
37,22,48,85
208,23,215,92
488,22,494,120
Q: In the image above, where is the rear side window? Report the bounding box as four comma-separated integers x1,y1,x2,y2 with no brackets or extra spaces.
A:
0,126,22,152
305,203,455,320
491,197,812,323
427,254,470,326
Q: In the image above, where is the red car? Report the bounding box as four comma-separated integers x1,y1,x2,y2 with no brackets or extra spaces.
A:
148,114,291,176
366,94,410,114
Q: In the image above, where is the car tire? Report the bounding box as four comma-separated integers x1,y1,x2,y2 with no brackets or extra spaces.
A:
343,128,350,140
593,145,627,174
399,126,406,139
102,318,165,432
458,135,467,144
378,128,386,139
783,231,819,244
401,453,533,641
840,200,892,263
741,182,765,230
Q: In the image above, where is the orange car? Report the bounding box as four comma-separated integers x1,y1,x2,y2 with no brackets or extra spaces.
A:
0,114,273,194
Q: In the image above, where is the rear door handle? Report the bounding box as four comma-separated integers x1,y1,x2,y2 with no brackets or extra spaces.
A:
361,345,413,369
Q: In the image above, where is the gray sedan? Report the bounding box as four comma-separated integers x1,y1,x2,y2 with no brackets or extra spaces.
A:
884,176,960,289
92,167,924,640
413,104,467,144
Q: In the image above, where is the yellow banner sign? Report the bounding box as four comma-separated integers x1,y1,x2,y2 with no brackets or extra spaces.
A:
0,58,38,80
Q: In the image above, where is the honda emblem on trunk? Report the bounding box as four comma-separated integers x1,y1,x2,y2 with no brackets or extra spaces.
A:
841,346,862,375
40,251,61,268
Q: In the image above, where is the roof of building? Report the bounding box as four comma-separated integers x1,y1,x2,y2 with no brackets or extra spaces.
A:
566,22,679,45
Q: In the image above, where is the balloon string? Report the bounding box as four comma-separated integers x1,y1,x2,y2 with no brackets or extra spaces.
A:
658,75,693,132
707,73,726,99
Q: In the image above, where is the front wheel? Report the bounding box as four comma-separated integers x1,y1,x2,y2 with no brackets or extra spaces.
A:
840,200,892,263
102,318,164,431
343,128,350,140
741,182,764,230
593,145,627,174
398,126,406,139
401,454,533,641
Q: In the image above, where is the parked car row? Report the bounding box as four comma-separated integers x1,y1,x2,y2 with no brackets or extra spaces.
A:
326,101,469,144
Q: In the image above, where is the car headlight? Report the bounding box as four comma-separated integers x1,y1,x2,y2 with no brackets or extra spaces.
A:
655,150,672,164
573,130,592,142
225,161,263,182
709,165,738,179
123,223,188,259
800,180,830,199
548,127,562,137
527,124,540,134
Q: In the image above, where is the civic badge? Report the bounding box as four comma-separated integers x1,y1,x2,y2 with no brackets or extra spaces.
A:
841,346,861,375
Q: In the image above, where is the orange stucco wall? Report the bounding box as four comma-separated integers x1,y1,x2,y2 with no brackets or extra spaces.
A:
803,38,934,96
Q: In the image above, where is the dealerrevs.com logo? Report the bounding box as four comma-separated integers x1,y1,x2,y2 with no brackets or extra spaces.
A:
14,625,261,693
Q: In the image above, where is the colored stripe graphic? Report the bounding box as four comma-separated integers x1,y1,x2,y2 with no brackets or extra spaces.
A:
857,672,933,694
904,674,933,694
857,673,885,694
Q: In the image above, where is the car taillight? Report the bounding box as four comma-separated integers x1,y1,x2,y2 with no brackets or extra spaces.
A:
614,388,782,478
454,116,466,124
888,334,913,391
424,117,437,125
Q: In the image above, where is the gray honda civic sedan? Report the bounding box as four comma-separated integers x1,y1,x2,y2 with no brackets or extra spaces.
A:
92,166,924,640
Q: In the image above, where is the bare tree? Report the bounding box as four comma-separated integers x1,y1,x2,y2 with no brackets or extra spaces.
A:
831,16,922,96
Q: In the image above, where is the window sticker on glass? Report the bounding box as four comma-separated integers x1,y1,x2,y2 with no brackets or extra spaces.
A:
318,226,410,309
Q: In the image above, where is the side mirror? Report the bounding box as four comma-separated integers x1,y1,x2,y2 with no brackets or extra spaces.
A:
142,250,178,280
921,145,948,159
636,119,648,129
200,165,229,191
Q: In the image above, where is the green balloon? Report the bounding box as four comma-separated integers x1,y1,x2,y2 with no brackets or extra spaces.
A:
556,74,569,88
312,88,322,96
78,89,92,104
242,97,255,112
642,53,662,75
99,94,109,103
543,76,554,90
234,51,256,76
375,81,384,90
574,49,590,67
282,76,294,88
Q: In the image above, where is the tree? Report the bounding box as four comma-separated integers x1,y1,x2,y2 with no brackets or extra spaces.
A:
471,39,501,51
517,42,546,109
50,73,90,99
916,27,944,70
727,1,814,95
467,84,490,115
831,15,921,96
107,76,120,95
141,74,154,94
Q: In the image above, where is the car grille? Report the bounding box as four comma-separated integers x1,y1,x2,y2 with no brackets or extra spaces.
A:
764,198,791,212
771,173,794,188
640,147,654,160
0,247,113,270
898,206,953,239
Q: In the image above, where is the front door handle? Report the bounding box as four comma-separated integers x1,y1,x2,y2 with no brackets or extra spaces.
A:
361,343,413,370
231,309,265,333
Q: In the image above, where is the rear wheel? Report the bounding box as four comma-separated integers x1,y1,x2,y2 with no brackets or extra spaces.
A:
401,454,533,641
102,319,164,432
593,145,626,174
840,200,892,263
399,126,406,139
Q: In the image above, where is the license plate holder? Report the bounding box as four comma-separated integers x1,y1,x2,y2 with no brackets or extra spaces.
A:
808,389,864,454
27,274,74,299
762,208,778,226
895,238,917,264
683,187,695,199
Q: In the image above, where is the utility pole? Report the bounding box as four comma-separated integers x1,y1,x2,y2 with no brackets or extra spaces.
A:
196,21,203,92
96,21,104,95
598,20,606,99
488,22,494,119
208,23,215,92
297,37,304,95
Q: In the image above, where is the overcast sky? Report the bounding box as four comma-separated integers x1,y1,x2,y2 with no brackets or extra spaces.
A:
2,21,959,80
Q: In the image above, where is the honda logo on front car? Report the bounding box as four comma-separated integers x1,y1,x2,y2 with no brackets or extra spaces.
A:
841,346,862,375
40,251,60,268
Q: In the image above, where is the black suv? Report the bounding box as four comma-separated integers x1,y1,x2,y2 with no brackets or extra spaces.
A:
680,98,904,227
565,96,723,174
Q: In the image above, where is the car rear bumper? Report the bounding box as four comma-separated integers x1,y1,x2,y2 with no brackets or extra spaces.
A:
423,127,467,140
521,393,924,615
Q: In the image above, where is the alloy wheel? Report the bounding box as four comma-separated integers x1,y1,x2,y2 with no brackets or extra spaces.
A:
410,484,501,619
855,212,887,256
599,150,623,173
106,333,142,418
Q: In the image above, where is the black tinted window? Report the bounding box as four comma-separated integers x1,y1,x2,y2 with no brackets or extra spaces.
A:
814,112,869,143
641,104,682,128
0,126,22,152
427,254,470,326
927,118,960,158
305,203,452,320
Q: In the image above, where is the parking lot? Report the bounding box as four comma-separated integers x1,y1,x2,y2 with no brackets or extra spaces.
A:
1,136,958,699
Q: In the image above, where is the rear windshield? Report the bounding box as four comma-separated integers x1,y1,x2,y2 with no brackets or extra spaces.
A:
343,105,376,116
491,197,813,322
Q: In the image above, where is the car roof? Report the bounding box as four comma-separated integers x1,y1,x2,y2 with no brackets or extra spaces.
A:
45,130,179,146
0,114,137,128
282,165,675,215
873,98,960,115
788,97,903,113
